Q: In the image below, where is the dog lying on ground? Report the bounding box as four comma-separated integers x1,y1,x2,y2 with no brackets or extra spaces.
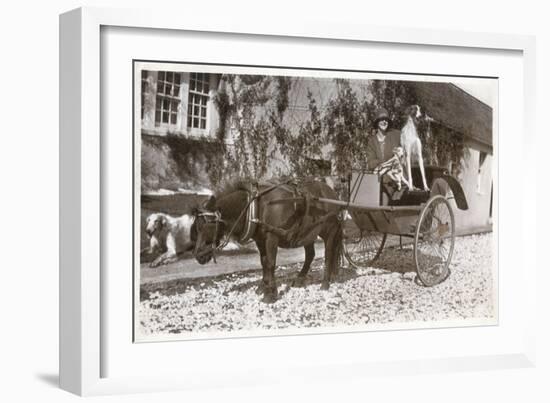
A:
400,105,429,191
373,146,410,191
141,212,195,268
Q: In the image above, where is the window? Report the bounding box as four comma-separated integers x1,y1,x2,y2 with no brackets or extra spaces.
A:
141,70,148,120
187,73,210,130
155,71,181,127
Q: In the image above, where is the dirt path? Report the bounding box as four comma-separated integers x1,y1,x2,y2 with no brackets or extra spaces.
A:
140,229,491,286
140,242,327,284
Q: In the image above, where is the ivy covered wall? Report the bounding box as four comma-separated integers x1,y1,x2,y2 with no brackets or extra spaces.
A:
141,134,227,193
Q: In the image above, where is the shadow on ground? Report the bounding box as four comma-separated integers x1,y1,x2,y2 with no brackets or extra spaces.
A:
140,245,418,302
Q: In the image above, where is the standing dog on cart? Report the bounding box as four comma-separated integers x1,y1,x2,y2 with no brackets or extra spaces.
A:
366,106,430,192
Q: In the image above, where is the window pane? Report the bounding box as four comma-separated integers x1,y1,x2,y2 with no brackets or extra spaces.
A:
201,96,207,106
201,107,206,117
174,73,181,83
166,72,173,82
204,82,209,93
193,118,198,127
194,105,199,115
200,119,206,129
158,71,165,81
171,113,177,124
172,100,179,112
163,99,169,110
163,112,169,123
173,85,180,97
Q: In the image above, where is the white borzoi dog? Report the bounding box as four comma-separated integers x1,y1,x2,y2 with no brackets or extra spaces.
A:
142,212,195,268
400,105,429,191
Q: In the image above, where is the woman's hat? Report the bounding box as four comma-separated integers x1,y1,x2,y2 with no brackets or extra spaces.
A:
373,108,391,125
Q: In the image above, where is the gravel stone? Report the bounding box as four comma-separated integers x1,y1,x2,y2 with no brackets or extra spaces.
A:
138,233,495,338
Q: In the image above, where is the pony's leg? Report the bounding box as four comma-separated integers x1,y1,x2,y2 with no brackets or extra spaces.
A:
255,240,268,295
321,218,343,290
292,243,315,287
262,233,279,303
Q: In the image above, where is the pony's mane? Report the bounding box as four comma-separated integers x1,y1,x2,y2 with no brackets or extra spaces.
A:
216,176,310,197
215,178,256,196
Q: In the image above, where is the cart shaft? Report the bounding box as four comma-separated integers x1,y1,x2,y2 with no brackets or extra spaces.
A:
314,197,424,212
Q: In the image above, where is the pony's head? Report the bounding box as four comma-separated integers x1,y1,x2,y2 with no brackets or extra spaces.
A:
191,196,226,264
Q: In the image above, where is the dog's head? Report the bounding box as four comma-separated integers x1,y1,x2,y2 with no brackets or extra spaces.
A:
145,213,167,238
392,146,405,159
392,146,406,164
404,104,422,120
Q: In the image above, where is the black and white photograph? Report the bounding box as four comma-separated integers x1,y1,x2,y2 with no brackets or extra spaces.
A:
134,62,497,342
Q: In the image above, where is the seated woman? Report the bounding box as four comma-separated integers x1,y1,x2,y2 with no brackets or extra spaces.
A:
366,108,402,171
366,108,404,200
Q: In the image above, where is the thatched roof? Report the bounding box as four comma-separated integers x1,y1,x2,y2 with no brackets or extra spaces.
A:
408,82,493,148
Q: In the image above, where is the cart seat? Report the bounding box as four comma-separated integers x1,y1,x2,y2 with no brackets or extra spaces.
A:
388,189,430,206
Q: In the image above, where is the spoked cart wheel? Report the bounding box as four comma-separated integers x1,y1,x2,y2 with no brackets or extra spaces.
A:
342,212,387,269
413,195,455,286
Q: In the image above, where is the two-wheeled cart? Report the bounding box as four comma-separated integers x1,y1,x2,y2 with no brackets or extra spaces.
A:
317,168,469,286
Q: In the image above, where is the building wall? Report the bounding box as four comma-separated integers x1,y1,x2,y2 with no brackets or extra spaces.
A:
140,73,494,234
453,146,493,232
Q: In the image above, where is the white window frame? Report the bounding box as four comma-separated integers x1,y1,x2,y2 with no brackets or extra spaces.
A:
187,72,210,131
154,70,183,129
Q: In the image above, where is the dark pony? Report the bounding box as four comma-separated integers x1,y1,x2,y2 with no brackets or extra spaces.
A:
192,179,343,303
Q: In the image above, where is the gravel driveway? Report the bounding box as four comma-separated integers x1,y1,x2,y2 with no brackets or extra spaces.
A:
137,233,495,340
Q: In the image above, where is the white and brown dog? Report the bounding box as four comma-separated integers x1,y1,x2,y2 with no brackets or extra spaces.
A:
400,105,429,191
373,146,410,191
142,212,195,268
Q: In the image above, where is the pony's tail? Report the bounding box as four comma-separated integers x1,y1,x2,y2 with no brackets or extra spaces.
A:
330,218,344,276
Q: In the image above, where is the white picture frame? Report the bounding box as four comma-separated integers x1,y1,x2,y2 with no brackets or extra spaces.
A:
60,6,537,396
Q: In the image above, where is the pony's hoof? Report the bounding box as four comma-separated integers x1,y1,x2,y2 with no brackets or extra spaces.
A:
262,293,277,304
261,288,278,304
320,282,330,291
292,277,306,288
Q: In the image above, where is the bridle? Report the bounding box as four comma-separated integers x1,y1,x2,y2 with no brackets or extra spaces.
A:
192,181,293,264
193,210,225,264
